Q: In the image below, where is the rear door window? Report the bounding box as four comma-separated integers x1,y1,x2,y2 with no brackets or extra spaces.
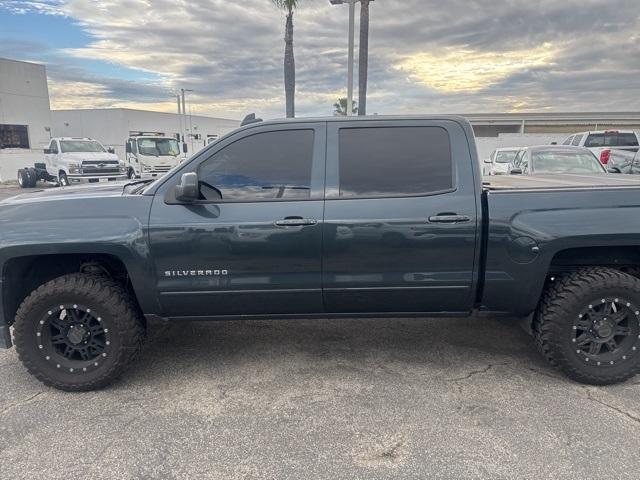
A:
337,126,453,198
563,136,574,145
571,134,583,146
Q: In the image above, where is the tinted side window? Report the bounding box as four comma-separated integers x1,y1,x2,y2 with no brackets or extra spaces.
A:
572,134,583,146
198,129,314,202
563,136,574,145
338,126,452,198
49,140,59,153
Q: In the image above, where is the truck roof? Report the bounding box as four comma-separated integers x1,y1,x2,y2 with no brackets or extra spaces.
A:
484,173,640,191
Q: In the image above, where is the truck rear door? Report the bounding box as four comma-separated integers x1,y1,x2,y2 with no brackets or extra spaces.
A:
322,119,480,314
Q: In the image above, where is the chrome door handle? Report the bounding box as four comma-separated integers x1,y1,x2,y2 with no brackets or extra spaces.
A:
275,218,318,227
428,215,471,224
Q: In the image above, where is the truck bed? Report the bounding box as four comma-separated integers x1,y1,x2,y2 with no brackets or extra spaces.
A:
481,173,640,316
483,173,640,191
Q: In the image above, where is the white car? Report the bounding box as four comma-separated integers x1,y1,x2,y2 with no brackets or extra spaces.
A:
483,148,520,175
561,130,640,166
44,137,127,186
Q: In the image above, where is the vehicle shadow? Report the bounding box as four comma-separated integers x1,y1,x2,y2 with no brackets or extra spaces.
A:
124,315,555,387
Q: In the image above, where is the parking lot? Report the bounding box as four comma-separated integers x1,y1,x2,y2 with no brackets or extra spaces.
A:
1,183,640,479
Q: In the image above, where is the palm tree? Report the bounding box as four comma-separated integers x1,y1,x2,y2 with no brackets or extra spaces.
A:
333,97,358,116
358,0,371,116
272,0,301,118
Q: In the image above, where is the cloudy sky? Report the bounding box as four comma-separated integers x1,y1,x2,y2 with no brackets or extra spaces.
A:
1,0,639,120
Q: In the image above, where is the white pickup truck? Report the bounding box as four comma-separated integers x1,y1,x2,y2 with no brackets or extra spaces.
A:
562,130,640,166
124,136,185,179
42,137,128,186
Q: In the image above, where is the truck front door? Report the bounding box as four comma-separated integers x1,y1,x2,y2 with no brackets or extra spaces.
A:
148,123,326,317
322,120,480,314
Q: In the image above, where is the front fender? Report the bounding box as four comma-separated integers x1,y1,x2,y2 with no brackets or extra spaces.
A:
0,195,159,321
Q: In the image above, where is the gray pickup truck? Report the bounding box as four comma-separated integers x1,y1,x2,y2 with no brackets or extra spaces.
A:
2,115,640,391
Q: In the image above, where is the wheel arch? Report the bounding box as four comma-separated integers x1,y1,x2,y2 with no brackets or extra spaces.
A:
2,253,145,327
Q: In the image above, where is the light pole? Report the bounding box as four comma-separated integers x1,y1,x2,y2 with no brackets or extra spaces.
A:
330,0,357,116
180,88,193,156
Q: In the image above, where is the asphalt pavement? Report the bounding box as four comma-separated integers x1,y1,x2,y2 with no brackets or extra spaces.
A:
1,183,639,479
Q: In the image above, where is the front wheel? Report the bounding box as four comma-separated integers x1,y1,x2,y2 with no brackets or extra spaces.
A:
13,274,146,391
534,267,640,385
127,168,136,179
58,172,69,187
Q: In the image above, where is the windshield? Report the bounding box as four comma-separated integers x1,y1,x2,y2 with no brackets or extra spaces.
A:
137,138,180,156
584,133,638,148
532,150,605,174
494,150,519,163
60,140,106,153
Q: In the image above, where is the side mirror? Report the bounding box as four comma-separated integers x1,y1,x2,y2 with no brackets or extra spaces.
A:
125,142,132,153
483,159,492,164
175,172,199,203
509,167,523,175
607,167,621,174
183,143,188,154
107,147,115,154
44,149,51,154
550,142,558,145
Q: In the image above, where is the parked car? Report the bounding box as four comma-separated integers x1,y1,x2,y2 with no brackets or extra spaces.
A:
4,116,640,391
483,148,520,175
43,137,127,186
507,146,607,175
562,130,640,165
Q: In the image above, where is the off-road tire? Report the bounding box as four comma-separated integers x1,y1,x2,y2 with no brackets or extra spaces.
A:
533,267,640,385
13,274,145,391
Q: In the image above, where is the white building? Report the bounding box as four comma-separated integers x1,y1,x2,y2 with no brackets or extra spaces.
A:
51,108,240,161
0,58,52,182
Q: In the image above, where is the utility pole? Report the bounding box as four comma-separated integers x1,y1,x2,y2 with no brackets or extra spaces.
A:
347,0,355,116
180,88,193,157
331,0,357,116
177,94,183,143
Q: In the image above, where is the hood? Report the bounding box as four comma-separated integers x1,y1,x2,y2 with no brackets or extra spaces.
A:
63,152,120,162
491,162,510,173
0,183,128,206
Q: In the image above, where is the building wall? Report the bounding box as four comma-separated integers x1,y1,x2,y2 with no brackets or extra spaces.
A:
0,58,52,181
51,109,239,160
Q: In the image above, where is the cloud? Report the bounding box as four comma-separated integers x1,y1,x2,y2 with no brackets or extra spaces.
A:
395,43,559,93
1,0,640,118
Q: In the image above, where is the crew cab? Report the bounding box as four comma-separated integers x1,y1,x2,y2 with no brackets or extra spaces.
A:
3,116,640,391
562,130,640,166
44,137,128,186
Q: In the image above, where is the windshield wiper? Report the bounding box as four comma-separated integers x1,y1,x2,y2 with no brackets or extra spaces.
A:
123,178,154,194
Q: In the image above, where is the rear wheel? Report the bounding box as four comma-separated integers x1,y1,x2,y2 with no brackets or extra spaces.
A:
13,274,145,391
17,169,28,188
534,267,640,385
